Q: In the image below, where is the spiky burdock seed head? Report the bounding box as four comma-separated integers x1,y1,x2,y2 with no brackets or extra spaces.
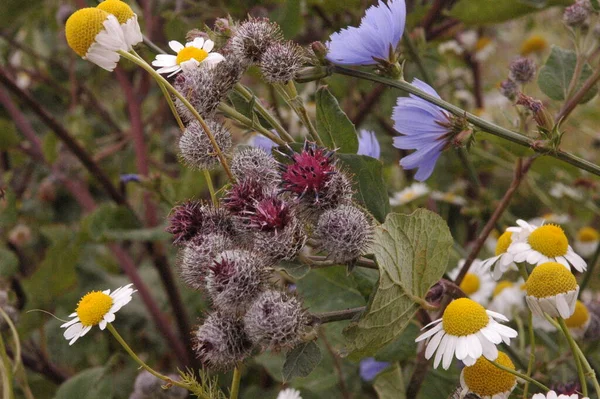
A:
499,78,519,100
179,120,232,170
314,205,373,263
230,18,283,64
260,41,305,84
247,196,291,231
193,311,253,371
564,0,592,27
206,250,269,315
179,233,234,291
509,57,537,84
231,147,281,188
254,218,307,261
223,179,268,216
132,370,188,398
243,290,310,351
167,201,235,245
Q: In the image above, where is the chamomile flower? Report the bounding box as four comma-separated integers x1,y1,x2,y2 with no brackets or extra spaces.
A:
415,298,517,369
488,280,526,316
565,300,591,339
61,284,135,345
97,0,142,49
65,8,128,71
152,38,225,77
507,220,587,273
389,182,429,206
532,391,589,399
459,351,517,399
529,213,570,227
431,191,467,206
326,0,406,66
448,260,496,306
525,262,579,319
277,388,302,399
520,34,548,55
574,227,599,258
481,230,518,280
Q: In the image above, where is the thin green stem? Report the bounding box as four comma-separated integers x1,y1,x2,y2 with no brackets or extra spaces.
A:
216,103,287,146
234,83,295,142
0,333,14,399
402,33,433,86
558,317,588,397
229,367,242,399
332,65,600,177
523,311,536,399
487,359,549,392
106,324,191,392
158,81,185,131
118,50,235,182
274,82,323,146
203,170,218,206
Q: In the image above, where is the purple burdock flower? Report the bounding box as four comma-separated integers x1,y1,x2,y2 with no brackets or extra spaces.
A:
326,0,406,65
357,130,381,159
392,79,453,181
249,134,276,153
359,358,390,381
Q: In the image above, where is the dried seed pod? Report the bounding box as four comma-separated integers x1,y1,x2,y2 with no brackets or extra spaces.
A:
231,147,281,189
260,41,305,84
230,18,283,64
179,233,234,290
179,120,232,170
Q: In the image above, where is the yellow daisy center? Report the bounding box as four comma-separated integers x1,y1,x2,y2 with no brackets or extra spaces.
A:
578,227,599,243
495,231,513,256
176,47,209,65
493,281,514,298
443,298,489,336
528,224,568,258
97,0,134,24
526,262,578,298
76,291,113,327
476,37,492,51
520,35,548,55
463,351,516,397
565,300,590,329
460,273,481,295
65,8,110,57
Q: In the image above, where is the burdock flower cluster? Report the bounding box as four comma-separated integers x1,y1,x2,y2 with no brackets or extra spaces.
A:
168,139,374,370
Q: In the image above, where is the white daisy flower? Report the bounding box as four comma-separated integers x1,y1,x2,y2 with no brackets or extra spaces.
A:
65,8,129,71
389,182,429,206
481,229,518,280
459,351,517,399
415,298,517,369
525,262,579,319
277,388,302,399
574,227,599,258
549,182,583,200
507,219,587,273
61,284,136,345
488,279,526,317
532,391,589,399
97,0,142,49
431,191,467,206
438,40,464,56
529,213,571,227
448,259,496,306
152,38,225,77
564,300,591,339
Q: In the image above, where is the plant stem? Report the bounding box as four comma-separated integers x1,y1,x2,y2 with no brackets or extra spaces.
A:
332,65,600,177
488,359,549,392
229,367,242,399
558,317,589,397
456,147,481,195
203,170,218,206
0,332,15,399
312,307,366,324
216,103,287,146
304,255,378,270
274,82,324,146
118,50,235,182
522,311,536,399
557,67,600,123
107,324,193,392
234,83,295,142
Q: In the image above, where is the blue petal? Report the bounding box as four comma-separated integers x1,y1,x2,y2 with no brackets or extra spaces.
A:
359,358,390,381
249,134,276,153
357,130,381,159
399,140,445,181
410,78,442,100
393,133,441,150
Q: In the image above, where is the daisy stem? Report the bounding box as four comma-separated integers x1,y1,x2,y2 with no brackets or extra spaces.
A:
229,366,242,399
557,317,589,397
0,331,14,399
331,65,600,178
106,324,193,393
234,83,295,143
522,311,536,399
487,359,549,392
216,103,287,146
117,50,235,182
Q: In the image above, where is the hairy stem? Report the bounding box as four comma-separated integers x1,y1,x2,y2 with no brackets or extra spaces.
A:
312,307,366,324
556,67,600,123
229,367,242,399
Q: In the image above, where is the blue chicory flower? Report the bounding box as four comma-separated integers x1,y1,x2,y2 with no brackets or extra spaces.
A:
359,357,391,381
392,79,452,181
120,174,141,183
326,0,406,65
249,134,276,153
357,129,381,159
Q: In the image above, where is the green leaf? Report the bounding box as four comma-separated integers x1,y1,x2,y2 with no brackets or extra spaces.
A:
337,154,390,223
101,226,170,242
448,0,572,24
538,45,598,103
592,0,600,11
375,323,419,362
276,260,311,279
296,268,365,312
283,341,323,381
344,210,453,360
0,248,18,277
80,203,140,242
316,87,358,154
54,367,115,399
374,363,406,399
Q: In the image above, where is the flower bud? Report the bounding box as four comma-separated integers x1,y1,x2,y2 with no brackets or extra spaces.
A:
243,290,310,350
166,201,234,245
509,57,537,84
253,218,307,261
564,0,592,27
311,41,328,63
179,233,234,291
223,179,268,218
230,18,283,64
260,41,306,84
314,204,373,263
193,312,253,371
231,147,280,188
179,120,232,170
516,93,554,131
499,79,519,101
185,29,209,42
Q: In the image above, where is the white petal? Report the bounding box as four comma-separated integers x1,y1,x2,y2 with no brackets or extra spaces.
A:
455,336,469,360
480,325,502,344
442,335,457,369
420,317,443,330
152,55,177,67
201,52,225,68
486,310,509,322
64,323,84,340
478,332,498,360
99,320,107,330
425,330,445,359
416,322,443,342
466,334,482,360
169,40,184,53
203,39,215,52
434,334,449,368
61,317,80,328
191,37,205,49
